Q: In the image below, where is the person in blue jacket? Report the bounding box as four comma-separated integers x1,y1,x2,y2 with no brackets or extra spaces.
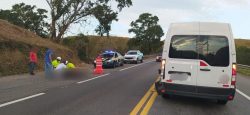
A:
44,49,53,77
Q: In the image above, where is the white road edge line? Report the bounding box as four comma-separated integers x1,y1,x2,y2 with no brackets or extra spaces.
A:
77,73,110,84
119,60,154,71
236,89,250,100
0,93,45,108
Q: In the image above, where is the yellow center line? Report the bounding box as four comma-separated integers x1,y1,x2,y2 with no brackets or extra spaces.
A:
130,84,154,115
130,77,160,115
140,89,158,115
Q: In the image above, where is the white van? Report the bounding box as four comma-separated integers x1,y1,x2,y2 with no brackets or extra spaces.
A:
155,22,237,104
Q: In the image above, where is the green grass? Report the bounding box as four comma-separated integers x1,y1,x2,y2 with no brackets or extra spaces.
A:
238,67,250,76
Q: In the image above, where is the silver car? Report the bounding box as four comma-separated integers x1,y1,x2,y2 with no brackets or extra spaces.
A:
124,50,143,64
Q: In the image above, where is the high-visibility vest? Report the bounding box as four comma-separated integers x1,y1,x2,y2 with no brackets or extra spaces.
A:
52,60,60,68
67,63,75,69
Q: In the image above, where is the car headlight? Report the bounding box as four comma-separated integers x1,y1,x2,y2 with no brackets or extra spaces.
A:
107,60,113,62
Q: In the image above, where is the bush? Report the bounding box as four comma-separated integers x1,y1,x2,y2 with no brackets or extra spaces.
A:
63,35,129,63
236,46,250,65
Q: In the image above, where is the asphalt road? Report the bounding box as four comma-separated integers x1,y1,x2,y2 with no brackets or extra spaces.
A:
0,59,250,115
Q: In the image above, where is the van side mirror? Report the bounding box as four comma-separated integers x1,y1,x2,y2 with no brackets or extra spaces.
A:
158,69,161,74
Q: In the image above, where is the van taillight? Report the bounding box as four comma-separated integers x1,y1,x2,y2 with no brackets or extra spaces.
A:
232,64,237,76
161,59,166,79
200,61,208,66
231,63,237,87
161,59,166,70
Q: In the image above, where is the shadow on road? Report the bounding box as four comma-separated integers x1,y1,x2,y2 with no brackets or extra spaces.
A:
161,95,226,107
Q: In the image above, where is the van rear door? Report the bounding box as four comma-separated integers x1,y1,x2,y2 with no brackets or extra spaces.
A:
165,35,199,91
197,35,231,89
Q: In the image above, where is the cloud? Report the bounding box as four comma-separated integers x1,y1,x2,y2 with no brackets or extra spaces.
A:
1,0,249,38
111,0,250,38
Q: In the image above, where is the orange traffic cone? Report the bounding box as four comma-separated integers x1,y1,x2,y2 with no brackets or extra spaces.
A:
94,56,103,74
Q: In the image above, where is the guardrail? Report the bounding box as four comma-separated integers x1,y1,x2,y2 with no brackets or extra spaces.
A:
238,64,250,69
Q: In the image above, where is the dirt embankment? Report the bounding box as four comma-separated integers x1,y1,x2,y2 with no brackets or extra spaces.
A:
0,19,81,76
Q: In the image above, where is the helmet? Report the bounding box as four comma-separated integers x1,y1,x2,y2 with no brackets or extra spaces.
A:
56,57,62,61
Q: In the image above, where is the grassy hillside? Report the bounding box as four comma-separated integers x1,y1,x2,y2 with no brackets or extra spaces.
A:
235,39,250,65
87,36,129,56
63,35,129,63
235,39,250,76
235,39,250,48
0,19,81,76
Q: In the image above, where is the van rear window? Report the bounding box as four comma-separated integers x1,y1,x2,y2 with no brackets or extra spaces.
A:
198,36,229,67
169,35,229,67
169,35,198,59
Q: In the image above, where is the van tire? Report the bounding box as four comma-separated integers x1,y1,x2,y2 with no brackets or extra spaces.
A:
217,100,228,105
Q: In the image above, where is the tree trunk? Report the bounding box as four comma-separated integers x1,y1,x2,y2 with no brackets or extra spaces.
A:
107,31,110,38
50,18,56,40
55,24,69,42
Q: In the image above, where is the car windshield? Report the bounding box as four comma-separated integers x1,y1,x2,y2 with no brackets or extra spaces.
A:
102,53,114,58
127,52,137,55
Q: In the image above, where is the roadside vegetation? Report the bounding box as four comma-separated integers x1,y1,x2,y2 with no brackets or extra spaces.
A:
0,1,132,76
0,19,80,76
63,35,129,63
128,13,164,54
0,1,250,77
0,3,49,38
235,39,250,76
238,67,250,76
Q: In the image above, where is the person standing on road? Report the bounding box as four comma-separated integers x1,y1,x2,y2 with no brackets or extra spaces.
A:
29,48,37,75
44,48,53,77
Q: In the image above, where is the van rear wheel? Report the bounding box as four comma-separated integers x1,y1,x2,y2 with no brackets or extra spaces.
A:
217,100,228,105
161,94,170,99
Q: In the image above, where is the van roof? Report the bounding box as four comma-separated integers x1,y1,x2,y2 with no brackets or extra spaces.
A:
169,22,232,37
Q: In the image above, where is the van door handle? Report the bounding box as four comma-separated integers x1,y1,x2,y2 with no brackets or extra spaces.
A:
200,69,211,71
168,71,191,76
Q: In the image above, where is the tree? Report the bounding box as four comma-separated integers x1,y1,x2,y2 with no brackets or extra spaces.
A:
46,0,132,41
0,3,49,38
128,13,164,54
92,4,118,37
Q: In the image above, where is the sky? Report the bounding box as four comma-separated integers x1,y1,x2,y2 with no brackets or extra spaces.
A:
1,0,250,39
